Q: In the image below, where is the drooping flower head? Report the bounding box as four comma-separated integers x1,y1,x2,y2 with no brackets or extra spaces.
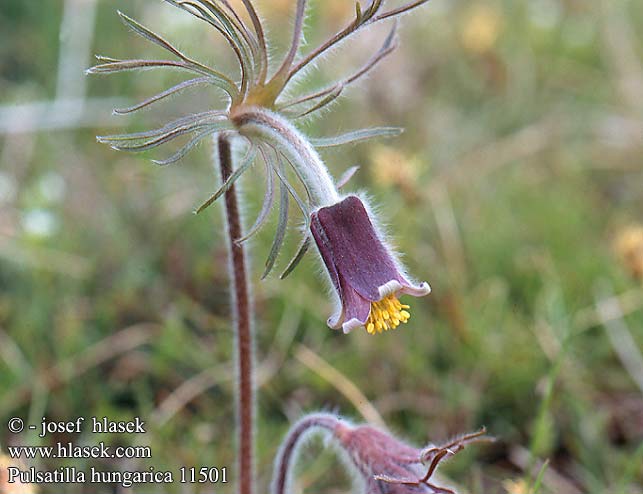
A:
311,195,430,334
337,423,490,494
88,0,431,277
271,413,491,494
89,0,434,331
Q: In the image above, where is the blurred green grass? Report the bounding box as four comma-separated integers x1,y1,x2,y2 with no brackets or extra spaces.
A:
1,0,642,493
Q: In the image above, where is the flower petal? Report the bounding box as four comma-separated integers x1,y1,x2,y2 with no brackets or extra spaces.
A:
399,281,431,297
313,196,403,301
327,276,372,333
379,279,431,299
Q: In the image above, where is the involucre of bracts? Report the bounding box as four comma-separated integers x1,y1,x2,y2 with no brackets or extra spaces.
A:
88,0,429,278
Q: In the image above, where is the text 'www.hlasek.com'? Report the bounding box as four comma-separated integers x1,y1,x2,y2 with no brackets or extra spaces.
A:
4,416,228,488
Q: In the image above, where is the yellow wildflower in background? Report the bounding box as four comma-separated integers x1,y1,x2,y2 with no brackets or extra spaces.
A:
502,478,529,494
461,3,503,54
614,224,643,280
370,145,420,199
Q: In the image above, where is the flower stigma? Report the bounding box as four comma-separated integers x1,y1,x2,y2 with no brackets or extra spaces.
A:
365,294,411,335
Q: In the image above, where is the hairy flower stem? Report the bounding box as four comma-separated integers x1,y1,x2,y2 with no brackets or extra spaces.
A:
232,106,340,207
218,134,254,494
271,414,340,494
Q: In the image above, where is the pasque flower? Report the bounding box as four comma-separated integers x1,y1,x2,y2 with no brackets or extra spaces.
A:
311,195,431,334
338,423,489,494
88,0,431,279
89,3,482,494
272,413,490,494
89,0,434,333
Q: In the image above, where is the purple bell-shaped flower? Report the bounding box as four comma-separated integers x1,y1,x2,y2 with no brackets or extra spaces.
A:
310,195,431,334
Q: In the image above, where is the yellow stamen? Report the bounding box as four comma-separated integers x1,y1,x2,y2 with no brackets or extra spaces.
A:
364,294,411,334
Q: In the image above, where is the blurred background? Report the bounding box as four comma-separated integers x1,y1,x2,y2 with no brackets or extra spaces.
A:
1,0,642,493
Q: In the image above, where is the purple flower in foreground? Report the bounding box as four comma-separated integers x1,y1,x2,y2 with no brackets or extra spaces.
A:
310,195,431,335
